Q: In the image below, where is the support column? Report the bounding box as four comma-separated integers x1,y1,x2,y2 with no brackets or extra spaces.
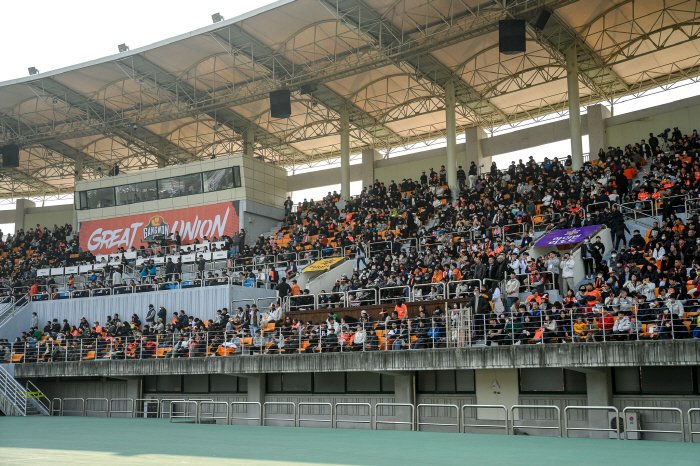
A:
586,368,613,439
566,45,584,171
445,80,458,190
340,106,351,200
13,199,35,233
361,149,380,190
393,372,415,431
587,104,612,161
464,127,490,182
245,374,266,425
245,127,255,157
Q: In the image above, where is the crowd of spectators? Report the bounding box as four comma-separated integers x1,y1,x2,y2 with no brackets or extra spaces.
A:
4,126,700,361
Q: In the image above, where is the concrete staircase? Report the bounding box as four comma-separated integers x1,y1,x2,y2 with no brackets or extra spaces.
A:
0,364,49,416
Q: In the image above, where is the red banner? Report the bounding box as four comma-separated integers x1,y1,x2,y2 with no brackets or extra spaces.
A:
79,202,239,255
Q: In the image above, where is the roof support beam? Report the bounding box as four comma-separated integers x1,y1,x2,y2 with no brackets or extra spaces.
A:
23,79,197,166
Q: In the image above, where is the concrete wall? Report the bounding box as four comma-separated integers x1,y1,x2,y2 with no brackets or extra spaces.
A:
15,341,700,380
0,201,74,233
238,200,284,247
605,94,700,149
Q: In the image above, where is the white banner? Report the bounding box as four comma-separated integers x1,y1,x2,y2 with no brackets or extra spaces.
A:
212,251,227,260
79,265,94,273
65,266,79,274
37,269,50,277
182,253,195,263
50,267,64,276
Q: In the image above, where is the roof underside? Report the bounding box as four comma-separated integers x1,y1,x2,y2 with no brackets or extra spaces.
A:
1,0,699,198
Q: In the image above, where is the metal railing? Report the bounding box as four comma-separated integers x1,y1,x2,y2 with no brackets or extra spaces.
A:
333,402,372,429
297,402,333,427
262,401,296,426
461,405,508,434
511,405,561,436
108,398,134,417
416,403,459,432
0,363,26,415
688,408,700,443
169,400,198,423
85,398,109,417
230,401,262,426
563,406,620,439
374,403,414,431
623,406,685,442
198,401,230,424
61,398,85,416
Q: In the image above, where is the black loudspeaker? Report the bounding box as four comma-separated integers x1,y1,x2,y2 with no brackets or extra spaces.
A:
499,19,526,55
531,8,551,31
1,144,19,168
270,89,291,119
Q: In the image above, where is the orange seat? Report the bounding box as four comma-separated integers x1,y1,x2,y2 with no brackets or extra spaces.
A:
11,353,24,362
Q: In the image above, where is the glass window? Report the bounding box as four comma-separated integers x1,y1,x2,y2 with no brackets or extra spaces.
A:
203,168,234,192
116,180,157,205
158,173,202,198
232,166,242,188
77,191,88,210
86,187,115,209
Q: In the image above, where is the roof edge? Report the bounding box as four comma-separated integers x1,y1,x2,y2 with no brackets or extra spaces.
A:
0,0,295,88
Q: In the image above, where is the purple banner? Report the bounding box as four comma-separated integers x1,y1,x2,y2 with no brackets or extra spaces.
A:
534,225,602,246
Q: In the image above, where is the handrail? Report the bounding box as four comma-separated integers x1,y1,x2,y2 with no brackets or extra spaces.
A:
169,400,198,423
262,401,296,426
50,398,62,416
461,404,508,434
563,406,619,439
688,408,700,443
198,401,230,424
0,363,26,415
416,403,459,432
510,405,561,437
61,397,85,416
333,402,372,429
159,398,185,419
85,398,109,417
622,407,684,442
297,402,333,427
374,403,414,431
230,401,262,426
108,398,134,417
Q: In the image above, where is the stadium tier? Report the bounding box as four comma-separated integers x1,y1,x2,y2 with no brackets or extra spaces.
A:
1,0,700,446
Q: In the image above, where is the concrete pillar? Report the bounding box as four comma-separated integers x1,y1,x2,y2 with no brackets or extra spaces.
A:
586,368,614,439
445,80,458,189
464,127,490,176
245,374,266,425
587,104,612,161
340,106,350,200
393,372,415,431
123,376,142,401
566,45,584,171
13,199,35,233
245,127,255,157
361,149,380,190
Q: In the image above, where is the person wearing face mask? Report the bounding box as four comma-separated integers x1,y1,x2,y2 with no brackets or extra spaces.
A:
665,294,684,318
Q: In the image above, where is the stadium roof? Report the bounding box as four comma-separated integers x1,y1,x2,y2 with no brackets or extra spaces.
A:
0,0,699,198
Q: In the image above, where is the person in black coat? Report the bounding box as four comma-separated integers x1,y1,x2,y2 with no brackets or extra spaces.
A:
277,277,291,300
165,258,175,281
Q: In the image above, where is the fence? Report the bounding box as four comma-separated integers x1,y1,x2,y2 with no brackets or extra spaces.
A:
40,398,700,440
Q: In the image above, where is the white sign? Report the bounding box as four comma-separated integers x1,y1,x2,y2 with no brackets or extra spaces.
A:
37,269,50,277
79,265,94,273
213,251,227,260
50,267,64,276
182,253,195,263
65,266,79,274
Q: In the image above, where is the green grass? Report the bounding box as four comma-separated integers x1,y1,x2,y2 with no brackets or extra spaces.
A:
0,417,698,465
